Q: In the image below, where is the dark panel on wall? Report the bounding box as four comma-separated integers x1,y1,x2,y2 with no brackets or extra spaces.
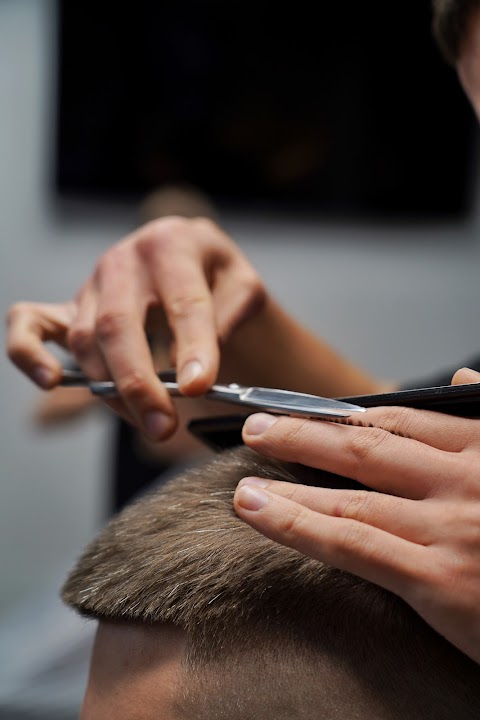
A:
54,0,477,220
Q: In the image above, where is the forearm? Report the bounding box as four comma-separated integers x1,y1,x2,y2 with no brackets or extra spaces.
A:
219,295,396,397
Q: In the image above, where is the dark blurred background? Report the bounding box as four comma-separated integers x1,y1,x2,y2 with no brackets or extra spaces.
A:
55,0,477,221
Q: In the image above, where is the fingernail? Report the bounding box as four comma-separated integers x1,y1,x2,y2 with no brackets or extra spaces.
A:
243,413,277,436
238,476,269,489
33,366,55,388
236,486,270,511
144,411,171,440
179,360,203,387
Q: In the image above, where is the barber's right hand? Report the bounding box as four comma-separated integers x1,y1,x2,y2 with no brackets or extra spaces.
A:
6,217,266,439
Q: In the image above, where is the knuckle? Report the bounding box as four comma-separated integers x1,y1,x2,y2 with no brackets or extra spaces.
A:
6,302,29,327
95,311,129,343
6,338,25,364
277,506,309,544
192,216,216,234
134,218,195,267
461,468,480,499
461,431,480,456
460,455,480,493
94,244,126,279
242,271,266,305
282,484,308,503
376,406,413,437
348,426,390,469
334,521,371,564
148,216,188,247
116,369,149,401
68,325,93,357
339,491,374,522
430,455,477,498
6,304,32,363
450,504,480,547
430,552,472,600
277,420,316,462
168,293,209,321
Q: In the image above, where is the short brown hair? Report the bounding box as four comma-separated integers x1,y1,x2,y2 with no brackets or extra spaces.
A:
63,446,480,719
432,0,480,63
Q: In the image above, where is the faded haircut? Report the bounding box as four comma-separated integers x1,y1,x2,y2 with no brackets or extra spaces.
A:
63,446,480,720
432,0,480,63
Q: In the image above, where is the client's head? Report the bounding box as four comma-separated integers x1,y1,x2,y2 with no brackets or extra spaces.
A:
62,446,480,720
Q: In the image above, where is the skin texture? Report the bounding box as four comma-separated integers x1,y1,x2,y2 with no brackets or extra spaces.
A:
80,622,187,720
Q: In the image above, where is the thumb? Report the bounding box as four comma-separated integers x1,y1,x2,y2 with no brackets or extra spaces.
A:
451,367,480,385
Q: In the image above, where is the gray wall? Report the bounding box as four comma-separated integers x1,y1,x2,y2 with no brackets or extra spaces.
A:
2,0,480,614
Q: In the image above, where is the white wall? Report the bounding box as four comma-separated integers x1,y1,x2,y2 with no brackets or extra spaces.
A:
2,0,480,614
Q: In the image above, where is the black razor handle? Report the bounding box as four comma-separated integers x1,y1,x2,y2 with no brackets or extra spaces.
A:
188,383,480,451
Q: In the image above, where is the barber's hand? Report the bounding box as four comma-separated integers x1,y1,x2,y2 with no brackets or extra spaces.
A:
6,217,265,439
234,367,480,664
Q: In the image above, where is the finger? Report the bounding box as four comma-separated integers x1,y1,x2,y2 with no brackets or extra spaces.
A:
237,478,433,544
6,301,76,388
68,281,110,380
149,221,220,395
94,255,177,440
150,246,219,394
70,281,145,428
357,404,479,453
451,367,480,385
233,485,427,599
242,414,459,499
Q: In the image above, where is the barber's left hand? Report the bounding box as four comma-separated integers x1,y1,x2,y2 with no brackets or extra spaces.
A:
234,367,480,664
